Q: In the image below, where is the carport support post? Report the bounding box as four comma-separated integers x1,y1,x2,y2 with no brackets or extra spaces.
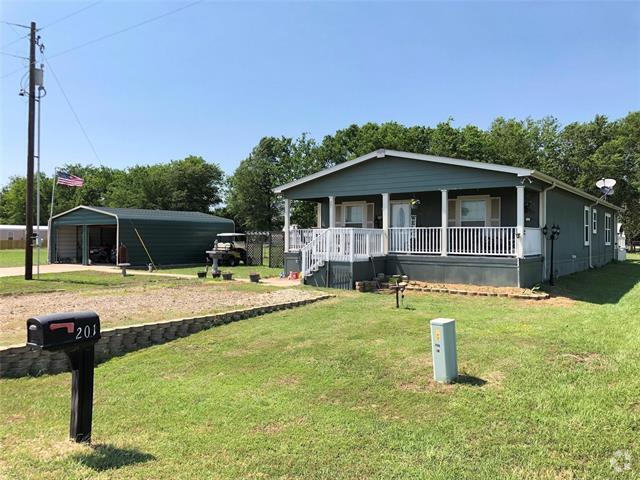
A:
82,225,89,265
283,198,290,253
516,186,525,258
441,189,448,256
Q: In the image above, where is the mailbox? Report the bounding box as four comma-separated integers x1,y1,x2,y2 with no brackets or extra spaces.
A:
430,318,458,383
27,311,100,352
26,311,100,443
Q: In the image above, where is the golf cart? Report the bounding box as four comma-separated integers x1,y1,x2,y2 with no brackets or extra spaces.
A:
206,233,247,270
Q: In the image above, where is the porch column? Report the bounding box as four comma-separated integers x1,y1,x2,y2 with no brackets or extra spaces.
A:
328,196,336,228
382,192,390,254
283,198,291,253
316,202,322,228
441,189,448,256
516,185,525,258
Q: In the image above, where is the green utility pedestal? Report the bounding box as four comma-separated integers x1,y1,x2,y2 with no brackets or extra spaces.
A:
430,318,457,383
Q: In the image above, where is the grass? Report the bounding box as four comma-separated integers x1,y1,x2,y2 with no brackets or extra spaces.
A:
0,270,190,296
157,264,283,280
1,258,639,478
0,248,48,267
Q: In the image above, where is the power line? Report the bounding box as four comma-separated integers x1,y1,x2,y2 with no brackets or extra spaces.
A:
42,54,103,164
1,2,103,49
40,1,103,30
0,51,29,60
48,0,204,60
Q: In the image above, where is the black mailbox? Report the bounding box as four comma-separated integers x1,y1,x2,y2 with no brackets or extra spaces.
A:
27,311,100,352
26,311,100,443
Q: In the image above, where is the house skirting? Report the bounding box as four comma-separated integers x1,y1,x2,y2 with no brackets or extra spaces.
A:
285,252,543,289
386,254,542,288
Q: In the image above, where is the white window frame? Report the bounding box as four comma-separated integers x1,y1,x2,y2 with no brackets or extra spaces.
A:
336,201,374,228
592,208,598,235
457,195,490,227
447,196,502,227
584,206,590,246
604,212,612,245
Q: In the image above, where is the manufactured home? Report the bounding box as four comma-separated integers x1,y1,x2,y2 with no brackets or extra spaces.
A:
276,149,623,289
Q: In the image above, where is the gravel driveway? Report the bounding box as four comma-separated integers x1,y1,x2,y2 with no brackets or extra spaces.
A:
0,283,320,346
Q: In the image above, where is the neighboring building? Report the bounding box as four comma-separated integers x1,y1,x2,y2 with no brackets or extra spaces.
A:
275,149,623,289
48,206,234,266
0,224,48,241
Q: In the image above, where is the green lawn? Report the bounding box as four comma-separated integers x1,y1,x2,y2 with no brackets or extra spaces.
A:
1,258,639,478
0,248,48,267
0,270,192,296
157,264,283,280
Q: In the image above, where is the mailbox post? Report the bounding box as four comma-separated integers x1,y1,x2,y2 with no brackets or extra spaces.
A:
27,311,100,443
430,318,458,383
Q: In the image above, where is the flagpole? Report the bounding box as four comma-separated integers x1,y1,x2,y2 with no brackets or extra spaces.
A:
48,168,57,264
49,168,57,227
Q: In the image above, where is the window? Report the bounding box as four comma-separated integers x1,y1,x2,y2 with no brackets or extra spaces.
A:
592,208,598,235
344,205,363,227
460,199,487,227
584,206,590,246
605,213,612,245
336,202,374,228
447,195,499,227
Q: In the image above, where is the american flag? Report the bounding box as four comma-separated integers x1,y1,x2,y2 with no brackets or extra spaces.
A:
56,172,84,187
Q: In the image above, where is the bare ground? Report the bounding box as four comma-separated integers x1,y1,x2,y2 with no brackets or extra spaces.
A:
0,283,320,347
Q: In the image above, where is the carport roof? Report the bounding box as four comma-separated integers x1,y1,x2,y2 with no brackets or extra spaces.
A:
52,206,234,223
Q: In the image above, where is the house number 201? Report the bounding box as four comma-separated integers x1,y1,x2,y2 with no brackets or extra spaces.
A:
76,325,97,340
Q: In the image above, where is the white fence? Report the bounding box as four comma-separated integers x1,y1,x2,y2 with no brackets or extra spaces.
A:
300,228,385,277
448,227,517,256
296,227,542,272
288,228,324,252
389,227,441,254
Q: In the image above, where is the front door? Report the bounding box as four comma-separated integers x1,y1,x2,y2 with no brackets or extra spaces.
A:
391,202,412,251
391,202,411,228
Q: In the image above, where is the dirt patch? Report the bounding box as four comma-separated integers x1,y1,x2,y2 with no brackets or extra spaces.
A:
559,352,607,370
0,283,321,347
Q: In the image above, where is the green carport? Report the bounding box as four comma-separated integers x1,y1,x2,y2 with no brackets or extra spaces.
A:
48,206,234,267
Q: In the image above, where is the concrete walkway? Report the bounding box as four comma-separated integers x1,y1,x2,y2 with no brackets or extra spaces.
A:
0,263,302,287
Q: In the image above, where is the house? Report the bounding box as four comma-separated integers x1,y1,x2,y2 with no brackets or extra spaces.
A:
275,149,623,289
48,206,234,266
0,224,48,248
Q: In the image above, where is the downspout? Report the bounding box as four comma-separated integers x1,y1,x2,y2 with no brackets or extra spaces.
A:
541,182,557,281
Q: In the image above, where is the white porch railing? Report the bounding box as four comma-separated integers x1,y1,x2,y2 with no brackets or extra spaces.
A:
288,228,324,252
300,228,385,277
523,227,542,256
448,227,517,256
389,227,441,254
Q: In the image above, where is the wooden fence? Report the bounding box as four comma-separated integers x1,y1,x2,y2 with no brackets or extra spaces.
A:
0,239,48,250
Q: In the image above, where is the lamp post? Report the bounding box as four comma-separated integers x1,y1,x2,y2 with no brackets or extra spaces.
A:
542,224,561,286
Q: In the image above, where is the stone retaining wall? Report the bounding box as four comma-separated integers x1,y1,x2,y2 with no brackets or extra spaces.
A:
0,295,332,378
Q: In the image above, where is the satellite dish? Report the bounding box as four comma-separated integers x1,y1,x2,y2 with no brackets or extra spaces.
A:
596,178,616,197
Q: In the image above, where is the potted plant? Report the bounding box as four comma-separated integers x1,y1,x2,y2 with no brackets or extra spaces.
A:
222,271,233,281
197,271,207,278
249,272,260,283
211,270,221,278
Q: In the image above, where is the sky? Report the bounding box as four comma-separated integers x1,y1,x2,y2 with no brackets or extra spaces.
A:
1,1,639,185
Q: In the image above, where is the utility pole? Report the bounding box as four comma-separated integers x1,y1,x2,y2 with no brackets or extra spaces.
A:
25,21,37,280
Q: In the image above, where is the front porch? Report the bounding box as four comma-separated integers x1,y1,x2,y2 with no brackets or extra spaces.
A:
284,184,544,285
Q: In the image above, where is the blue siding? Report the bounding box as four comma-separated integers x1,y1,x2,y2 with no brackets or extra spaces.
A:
283,156,525,199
